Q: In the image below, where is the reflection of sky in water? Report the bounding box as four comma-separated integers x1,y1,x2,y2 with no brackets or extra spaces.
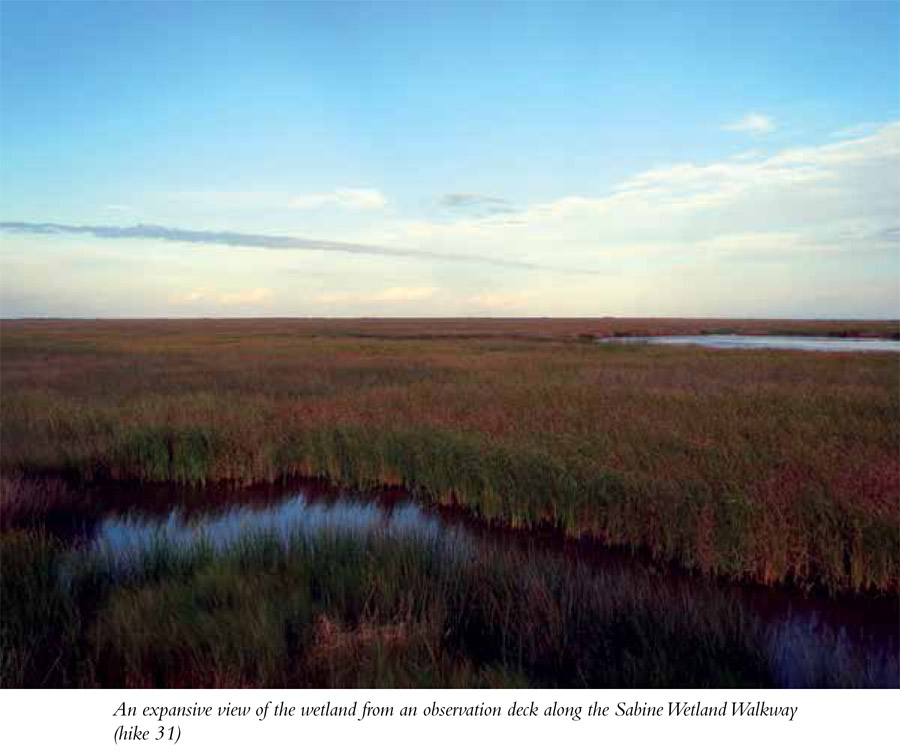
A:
73,485,898,687
600,335,900,352
90,492,477,565
767,616,898,687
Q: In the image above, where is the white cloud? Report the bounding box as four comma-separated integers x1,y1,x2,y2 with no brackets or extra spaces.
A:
370,286,437,302
289,188,387,210
526,121,899,225
367,121,899,279
6,120,897,318
167,289,209,305
168,287,274,306
466,293,528,311
312,286,437,305
723,112,776,135
217,287,274,305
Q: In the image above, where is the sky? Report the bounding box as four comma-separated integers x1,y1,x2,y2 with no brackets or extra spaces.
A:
0,0,898,318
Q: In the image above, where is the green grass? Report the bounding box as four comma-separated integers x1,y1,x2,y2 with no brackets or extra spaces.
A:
1,319,898,593
3,525,892,688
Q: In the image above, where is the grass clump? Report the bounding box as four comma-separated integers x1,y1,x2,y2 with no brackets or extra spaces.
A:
2,526,895,688
2,319,898,593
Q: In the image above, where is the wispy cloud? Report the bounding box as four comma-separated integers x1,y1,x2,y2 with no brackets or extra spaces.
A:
217,287,273,305
289,188,387,210
382,121,900,272
168,287,274,306
723,112,776,135
439,193,514,216
466,293,527,311
0,221,601,275
831,122,882,139
168,289,208,305
369,286,436,302
874,226,900,242
313,286,438,305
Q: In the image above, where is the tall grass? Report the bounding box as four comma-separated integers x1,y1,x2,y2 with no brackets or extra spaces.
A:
1,319,898,593
3,526,892,688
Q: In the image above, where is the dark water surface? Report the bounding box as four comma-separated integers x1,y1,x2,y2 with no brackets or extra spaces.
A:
48,479,900,687
599,334,900,352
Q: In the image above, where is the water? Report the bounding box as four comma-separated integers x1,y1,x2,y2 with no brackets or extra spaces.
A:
599,334,900,352
47,479,900,687
94,488,456,555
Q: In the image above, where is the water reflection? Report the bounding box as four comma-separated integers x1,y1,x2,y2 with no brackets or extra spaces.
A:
54,479,900,687
599,334,900,352
95,495,458,555
80,482,480,580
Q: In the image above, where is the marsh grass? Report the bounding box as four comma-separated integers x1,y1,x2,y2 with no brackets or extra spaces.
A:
0,530,81,686
3,525,892,689
1,319,897,593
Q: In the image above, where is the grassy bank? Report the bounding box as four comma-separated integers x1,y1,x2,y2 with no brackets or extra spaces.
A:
1,319,898,593
2,525,892,688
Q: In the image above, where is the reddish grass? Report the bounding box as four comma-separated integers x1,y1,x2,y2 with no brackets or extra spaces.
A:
1,318,897,592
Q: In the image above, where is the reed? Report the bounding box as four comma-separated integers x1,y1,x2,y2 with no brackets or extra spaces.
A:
3,526,893,688
1,319,897,592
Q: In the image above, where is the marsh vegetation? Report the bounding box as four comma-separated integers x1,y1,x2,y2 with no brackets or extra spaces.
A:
1,319,897,687
2,480,896,688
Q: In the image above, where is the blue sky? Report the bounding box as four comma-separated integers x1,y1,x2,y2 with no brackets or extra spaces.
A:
1,1,898,317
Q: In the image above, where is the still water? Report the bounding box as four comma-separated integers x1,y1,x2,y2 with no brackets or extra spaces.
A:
50,479,899,687
599,334,900,352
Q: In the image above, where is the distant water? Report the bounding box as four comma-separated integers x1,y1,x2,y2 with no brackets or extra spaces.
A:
599,334,900,352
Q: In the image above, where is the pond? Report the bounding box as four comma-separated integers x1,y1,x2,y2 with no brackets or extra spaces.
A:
598,334,900,352
44,478,899,688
